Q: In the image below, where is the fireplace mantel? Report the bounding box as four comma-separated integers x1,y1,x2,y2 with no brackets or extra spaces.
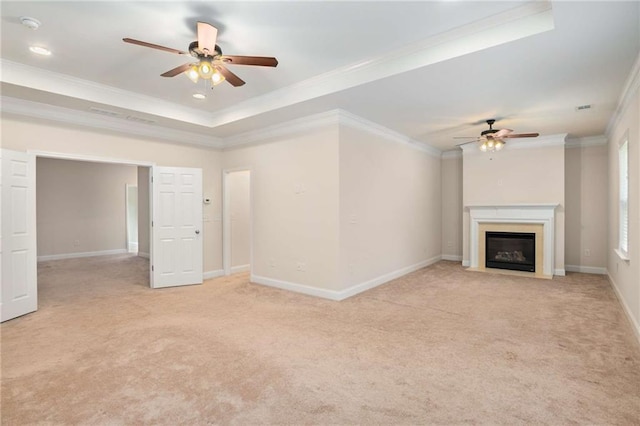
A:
467,204,558,277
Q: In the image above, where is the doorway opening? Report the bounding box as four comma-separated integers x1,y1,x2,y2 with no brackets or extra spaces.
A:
223,168,252,276
35,156,152,303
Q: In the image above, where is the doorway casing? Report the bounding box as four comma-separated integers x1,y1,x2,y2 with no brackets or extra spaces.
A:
222,167,253,276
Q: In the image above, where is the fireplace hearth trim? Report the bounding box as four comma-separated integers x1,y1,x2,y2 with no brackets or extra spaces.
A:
468,204,558,277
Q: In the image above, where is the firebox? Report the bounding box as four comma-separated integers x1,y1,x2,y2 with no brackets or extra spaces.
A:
485,231,535,272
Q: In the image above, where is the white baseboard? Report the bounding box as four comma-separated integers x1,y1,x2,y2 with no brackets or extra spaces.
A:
441,254,462,262
607,271,640,345
554,269,566,276
252,256,441,302
204,269,225,280
565,265,607,275
127,242,138,253
338,256,442,300
38,249,128,262
251,274,342,300
462,260,470,267
231,264,250,274
138,252,150,259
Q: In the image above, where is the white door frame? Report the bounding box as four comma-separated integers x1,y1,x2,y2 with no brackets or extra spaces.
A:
29,150,155,284
222,167,253,276
125,184,138,253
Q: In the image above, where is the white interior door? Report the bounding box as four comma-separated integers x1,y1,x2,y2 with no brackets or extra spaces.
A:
1,149,37,322
152,166,203,288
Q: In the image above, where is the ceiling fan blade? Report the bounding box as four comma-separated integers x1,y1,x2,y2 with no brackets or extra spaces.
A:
216,64,246,86
161,63,193,77
197,22,218,57
501,133,540,138
123,38,187,55
220,55,279,67
493,128,513,138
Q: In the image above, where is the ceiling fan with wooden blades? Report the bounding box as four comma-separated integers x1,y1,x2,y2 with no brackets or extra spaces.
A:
123,21,278,88
455,119,539,152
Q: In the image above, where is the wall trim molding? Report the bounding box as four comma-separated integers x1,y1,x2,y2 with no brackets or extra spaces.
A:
204,269,225,280
251,274,344,301
565,135,608,149
252,256,442,301
338,110,441,158
565,265,607,275
2,96,222,149
231,264,251,274
441,150,463,159
441,254,463,261
607,271,640,344
339,256,442,300
554,269,566,276
38,248,128,262
606,51,640,137
462,260,471,267
222,110,340,149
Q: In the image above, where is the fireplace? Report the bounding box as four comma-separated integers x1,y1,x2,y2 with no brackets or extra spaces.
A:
485,231,535,272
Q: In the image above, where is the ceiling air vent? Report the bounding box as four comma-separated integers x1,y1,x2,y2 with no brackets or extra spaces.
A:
125,115,156,125
89,107,122,117
575,104,593,112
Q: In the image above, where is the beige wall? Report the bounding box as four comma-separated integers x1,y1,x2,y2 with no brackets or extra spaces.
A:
2,115,222,273
223,127,341,290
137,166,150,256
441,155,463,258
462,143,565,271
607,85,639,335
228,170,250,269
36,157,137,256
338,125,441,288
564,144,608,269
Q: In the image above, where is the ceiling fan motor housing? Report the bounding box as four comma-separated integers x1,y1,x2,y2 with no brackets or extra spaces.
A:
189,41,222,58
480,119,498,137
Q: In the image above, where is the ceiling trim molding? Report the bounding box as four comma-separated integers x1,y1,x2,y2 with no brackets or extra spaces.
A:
460,134,567,154
441,150,463,159
221,110,341,150
205,1,555,129
0,59,214,127
1,96,223,149
606,51,640,137
337,110,441,158
565,135,608,149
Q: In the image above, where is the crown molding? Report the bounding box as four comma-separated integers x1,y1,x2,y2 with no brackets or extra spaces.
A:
442,150,463,159
1,96,223,149
460,133,567,155
222,108,442,157
0,59,214,128
565,135,608,148
337,110,441,158
606,51,640,137
205,1,554,129
221,110,341,150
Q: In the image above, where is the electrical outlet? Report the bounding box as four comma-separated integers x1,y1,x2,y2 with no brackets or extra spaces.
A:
350,214,357,224
269,259,276,268
447,241,453,247
584,249,591,257
296,262,306,272
73,239,80,247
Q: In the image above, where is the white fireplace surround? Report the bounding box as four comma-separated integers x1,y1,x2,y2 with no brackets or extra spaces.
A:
467,204,558,276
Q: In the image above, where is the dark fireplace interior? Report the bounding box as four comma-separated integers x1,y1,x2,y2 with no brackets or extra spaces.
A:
485,231,535,272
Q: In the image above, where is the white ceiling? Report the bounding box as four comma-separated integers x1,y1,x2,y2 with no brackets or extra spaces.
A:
1,1,638,151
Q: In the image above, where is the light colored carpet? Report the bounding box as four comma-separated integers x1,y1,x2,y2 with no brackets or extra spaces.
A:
1,255,639,425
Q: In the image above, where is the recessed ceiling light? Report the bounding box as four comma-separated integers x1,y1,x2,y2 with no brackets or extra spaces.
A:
193,93,206,100
29,46,51,56
20,16,41,30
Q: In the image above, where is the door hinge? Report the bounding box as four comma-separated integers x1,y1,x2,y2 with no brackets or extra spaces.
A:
152,265,154,271
152,221,154,227
151,176,154,183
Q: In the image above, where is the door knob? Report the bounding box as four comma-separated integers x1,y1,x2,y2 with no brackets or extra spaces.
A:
195,230,200,235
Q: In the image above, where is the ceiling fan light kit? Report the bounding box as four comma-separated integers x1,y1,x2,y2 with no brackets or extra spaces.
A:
457,119,539,152
123,21,278,90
